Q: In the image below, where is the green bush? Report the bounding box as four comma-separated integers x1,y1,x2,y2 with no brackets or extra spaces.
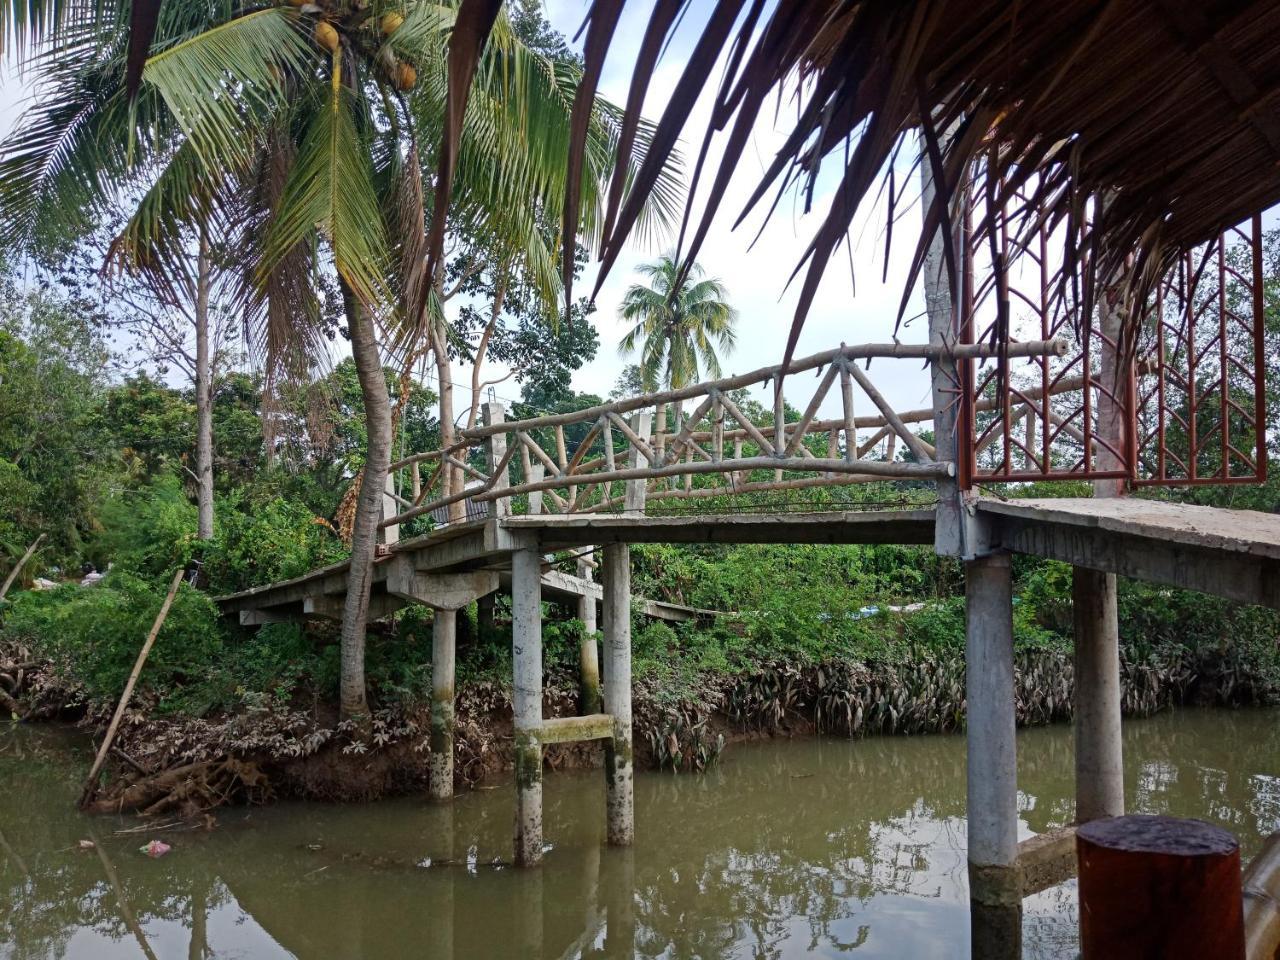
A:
203,491,347,594
90,473,199,579
0,570,226,711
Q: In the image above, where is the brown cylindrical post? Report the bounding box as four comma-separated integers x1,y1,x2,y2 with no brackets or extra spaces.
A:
1077,815,1245,958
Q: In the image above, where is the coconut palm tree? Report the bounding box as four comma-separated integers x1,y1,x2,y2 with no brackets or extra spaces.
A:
0,0,681,720
618,254,736,434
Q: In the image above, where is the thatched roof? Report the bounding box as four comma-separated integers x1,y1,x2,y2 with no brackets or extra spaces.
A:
426,0,1280,358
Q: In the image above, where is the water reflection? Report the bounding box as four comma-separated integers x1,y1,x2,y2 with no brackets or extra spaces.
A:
3,707,1280,959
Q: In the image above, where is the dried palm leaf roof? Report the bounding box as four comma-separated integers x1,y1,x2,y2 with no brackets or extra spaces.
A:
417,0,1280,365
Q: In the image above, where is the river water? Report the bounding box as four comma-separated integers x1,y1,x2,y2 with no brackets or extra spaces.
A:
3,707,1279,959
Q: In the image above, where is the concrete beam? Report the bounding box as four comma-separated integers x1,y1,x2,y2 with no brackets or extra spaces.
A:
500,509,936,550
239,608,300,626
985,499,1280,609
540,713,613,744
1018,826,1078,897
387,558,499,611
302,593,403,622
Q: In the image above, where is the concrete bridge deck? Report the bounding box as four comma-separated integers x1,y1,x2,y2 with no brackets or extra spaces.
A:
216,497,1280,622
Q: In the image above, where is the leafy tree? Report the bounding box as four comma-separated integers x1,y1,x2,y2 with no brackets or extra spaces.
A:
0,275,115,574
0,0,680,719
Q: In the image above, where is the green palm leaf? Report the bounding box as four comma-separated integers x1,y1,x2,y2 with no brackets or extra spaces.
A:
143,7,313,168
260,76,389,309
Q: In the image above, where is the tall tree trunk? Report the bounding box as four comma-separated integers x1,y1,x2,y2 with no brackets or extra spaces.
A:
194,228,215,541
466,275,507,431
339,284,392,721
432,325,464,522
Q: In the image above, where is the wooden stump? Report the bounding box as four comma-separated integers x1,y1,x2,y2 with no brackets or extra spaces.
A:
1077,814,1245,959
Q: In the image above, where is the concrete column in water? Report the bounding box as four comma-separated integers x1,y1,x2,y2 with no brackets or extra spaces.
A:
512,545,544,866
1073,567,1124,821
1072,284,1127,824
428,608,456,802
965,552,1021,957
602,542,634,846
577,557,602,715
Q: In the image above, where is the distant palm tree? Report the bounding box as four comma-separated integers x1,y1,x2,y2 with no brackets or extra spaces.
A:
618,254,737,400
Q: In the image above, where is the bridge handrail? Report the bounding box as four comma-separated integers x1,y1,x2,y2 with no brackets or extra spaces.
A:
380,338,1068,530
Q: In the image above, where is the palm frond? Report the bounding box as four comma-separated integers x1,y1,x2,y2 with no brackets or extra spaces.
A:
260,74,390,310
143,8,313,169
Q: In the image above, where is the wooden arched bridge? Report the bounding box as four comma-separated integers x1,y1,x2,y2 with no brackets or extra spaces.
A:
217,216,1278,953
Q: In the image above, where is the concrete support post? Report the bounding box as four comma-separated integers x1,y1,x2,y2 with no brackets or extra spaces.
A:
1073,567,1124,822
577,557,602,715
965,552,1021,957
921,124,964,557
428,609,456,802
1071,285,1127,825
482,403,509,519
511,545,544,866
602,542,634,846
624,413,651,513
382,473,400,545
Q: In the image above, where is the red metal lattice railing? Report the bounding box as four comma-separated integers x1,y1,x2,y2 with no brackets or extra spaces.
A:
956,191,1268,490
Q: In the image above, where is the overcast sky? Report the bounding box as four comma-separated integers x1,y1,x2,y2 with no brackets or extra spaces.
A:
533,0,933,423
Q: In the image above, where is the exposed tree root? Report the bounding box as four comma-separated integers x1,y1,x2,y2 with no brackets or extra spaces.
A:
87,757,270,817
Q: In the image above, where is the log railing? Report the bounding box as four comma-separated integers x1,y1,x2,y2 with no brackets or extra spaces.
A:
378,339,1067,530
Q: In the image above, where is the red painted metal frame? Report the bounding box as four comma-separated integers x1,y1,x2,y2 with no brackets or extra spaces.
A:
956,192,1267,491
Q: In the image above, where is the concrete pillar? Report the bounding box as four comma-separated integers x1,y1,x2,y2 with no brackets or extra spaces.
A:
428,609,456,802
511,545,544,866
577,557,602,716
382,473,400,545
965,552,1021,957
1071,286,1126,824
602,542,634,846
1073,567,1124,822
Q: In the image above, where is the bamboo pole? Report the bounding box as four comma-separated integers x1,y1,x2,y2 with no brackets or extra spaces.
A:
79,569,185,807
0,533,45,601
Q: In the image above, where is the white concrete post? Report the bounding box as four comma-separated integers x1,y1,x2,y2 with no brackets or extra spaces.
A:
577,557,602,715
382,473,400,545
962,552,1018,911
482,403,509,519
428,608,456,802
511,545,544,866
602,542,634,846
1073,567,1124,821
1069,290,1127,828
528,462,545,515
624,413,651,513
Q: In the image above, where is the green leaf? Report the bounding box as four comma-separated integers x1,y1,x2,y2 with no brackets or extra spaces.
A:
143,8,313,168
259,78,390,310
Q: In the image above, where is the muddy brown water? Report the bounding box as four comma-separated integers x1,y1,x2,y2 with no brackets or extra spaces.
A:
3,708,1280,959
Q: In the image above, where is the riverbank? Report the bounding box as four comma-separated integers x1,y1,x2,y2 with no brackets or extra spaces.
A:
4,625,1275,815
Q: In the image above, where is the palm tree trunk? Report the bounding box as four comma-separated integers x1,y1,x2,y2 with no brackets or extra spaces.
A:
339,283,391,720
194,228,215,541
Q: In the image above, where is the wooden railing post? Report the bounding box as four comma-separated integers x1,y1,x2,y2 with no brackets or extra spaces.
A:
482,402,509,519
624,412,651,513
